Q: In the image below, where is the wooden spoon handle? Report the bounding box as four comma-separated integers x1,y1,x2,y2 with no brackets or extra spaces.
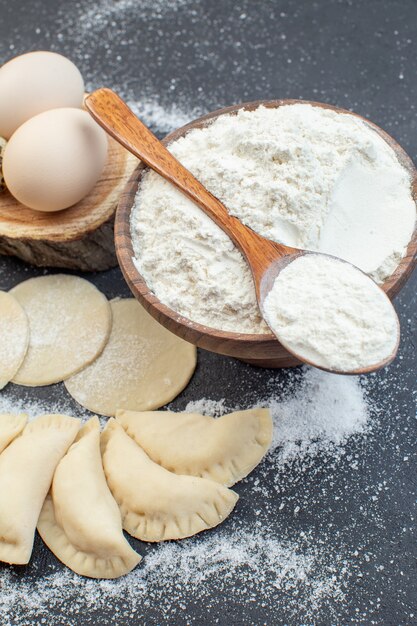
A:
85,88,273,259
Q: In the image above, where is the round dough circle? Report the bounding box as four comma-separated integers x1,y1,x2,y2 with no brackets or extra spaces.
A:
64,298,197,417
10,275,112,386
0,291,29,389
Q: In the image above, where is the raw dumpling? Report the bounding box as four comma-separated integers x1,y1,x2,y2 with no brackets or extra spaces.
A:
0,291,29,389
0,414,27,454
65,298,197,417
116,408,273,487
38,417,141,579
0,414,79,565
101,419,238,542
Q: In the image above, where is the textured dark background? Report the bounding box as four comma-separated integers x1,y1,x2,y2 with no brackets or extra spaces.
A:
0,1,416,625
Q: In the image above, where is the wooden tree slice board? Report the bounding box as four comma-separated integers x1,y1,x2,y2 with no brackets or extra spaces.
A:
0,137,137,271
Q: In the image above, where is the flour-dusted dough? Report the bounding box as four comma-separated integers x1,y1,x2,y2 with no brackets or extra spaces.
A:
10,275,112,386
65,298,197,417
38,417,141,579
101,419,238,542
0,414,79,565
116,408,273,487
0,291,29,389
0,413,27,454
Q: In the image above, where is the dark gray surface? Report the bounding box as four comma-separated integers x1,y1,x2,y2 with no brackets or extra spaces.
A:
0,1,416,625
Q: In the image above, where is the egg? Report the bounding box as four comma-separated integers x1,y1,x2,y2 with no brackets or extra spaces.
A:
2,108,108,212
0,51,84,139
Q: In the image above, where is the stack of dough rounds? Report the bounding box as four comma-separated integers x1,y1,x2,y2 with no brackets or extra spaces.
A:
10,275,112,386
65,298,197,417
0,291,29,389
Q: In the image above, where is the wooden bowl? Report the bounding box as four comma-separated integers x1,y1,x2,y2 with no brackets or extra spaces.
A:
115,100,417,368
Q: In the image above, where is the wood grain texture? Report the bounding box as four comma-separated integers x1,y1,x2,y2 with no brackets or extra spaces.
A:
115,99,417,368
0,136,137,271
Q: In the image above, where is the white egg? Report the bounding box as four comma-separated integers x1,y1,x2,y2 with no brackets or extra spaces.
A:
0,51,84,139
3,108,108,212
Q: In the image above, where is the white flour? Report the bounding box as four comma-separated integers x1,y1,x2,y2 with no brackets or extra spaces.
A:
0,526,347,625
266,367,370,464
263,255,399,372
127,99,204,135
131,103,415,334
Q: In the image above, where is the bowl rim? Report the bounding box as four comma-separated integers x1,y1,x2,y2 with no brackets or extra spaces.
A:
115,98,417,346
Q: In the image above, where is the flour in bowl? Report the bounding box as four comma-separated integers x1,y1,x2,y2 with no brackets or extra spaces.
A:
263,254,399,372
131,103,415,334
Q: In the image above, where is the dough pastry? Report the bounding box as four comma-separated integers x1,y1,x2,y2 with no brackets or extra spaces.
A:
101,419,238,542
0,413,27,454
0,291,29,389
0,414,79,565
65,298,197,417
116,408,273,487
38,417,141,579
10,275,112,386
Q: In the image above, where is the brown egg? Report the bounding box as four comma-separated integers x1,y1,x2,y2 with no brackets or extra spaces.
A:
0,51,84,139
3,108,108,212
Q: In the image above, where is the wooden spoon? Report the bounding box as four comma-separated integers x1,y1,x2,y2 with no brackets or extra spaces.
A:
85,88,400,374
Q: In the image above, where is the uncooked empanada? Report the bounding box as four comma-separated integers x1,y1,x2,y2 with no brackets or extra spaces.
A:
0,414,79,565
38,417,141,579
0,413,27,454
101,419,238,542
116,408,272,487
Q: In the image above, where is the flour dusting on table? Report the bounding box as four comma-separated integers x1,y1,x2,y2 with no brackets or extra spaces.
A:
0,526,349,625
0,366,372,625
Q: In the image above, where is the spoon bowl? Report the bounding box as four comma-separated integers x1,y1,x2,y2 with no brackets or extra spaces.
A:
258,250,401,375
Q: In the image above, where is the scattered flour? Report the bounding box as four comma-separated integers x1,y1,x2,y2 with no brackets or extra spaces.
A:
0,526,348,626
74,0,193,32
0,368,369,626
265,367,369,465
184,397,229,417
127,99,203,135
132,103,415,334
263,255,399,372
0,388,91,422
0,366,374,624
53,0,206,137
